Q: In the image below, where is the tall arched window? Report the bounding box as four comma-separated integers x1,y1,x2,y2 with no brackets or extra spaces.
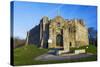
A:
56,34,63,46
57,22,60,27
70,42,72,47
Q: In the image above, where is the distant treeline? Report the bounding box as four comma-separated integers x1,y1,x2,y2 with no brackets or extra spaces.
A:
11,37,26,48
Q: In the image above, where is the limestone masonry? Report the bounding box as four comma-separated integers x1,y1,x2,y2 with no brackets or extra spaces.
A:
28,16,89,51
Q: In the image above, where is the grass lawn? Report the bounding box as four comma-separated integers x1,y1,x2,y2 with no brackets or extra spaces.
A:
14,44,97,66
70,44,97,54
86,45,97,54
14,45,48,65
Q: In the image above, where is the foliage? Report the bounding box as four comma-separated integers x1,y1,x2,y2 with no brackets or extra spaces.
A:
70,44,97,54
13,37,26,48
88,27,97,47
86,44,97,54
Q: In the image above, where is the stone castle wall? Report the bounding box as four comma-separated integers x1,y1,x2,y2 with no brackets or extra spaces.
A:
28,16,89,49
43,16,89,49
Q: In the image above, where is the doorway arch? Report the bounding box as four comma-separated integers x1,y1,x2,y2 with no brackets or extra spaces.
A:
56,34,63,47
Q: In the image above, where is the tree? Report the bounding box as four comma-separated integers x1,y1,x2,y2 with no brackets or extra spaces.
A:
13,37,26,48
88,27,97,47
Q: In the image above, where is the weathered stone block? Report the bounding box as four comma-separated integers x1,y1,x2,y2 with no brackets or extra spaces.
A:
75,49,86,54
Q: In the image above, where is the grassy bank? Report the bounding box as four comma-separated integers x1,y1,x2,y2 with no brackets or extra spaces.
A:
14,45,48,65
86,45,97,54
14,44,97,66
70,44,97,54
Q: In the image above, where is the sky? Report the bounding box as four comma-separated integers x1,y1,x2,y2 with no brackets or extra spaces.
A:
12,1,97,39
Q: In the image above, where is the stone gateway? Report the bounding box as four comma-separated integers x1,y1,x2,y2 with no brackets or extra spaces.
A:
28,16,89,52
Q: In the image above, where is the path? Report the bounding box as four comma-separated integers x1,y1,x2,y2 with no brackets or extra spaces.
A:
34,50,94,61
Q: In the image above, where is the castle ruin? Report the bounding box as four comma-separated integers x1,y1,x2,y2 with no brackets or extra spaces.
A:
28,16,89,52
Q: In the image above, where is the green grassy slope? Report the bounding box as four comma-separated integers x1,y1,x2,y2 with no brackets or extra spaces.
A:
70,44,97,54
86,45,97,54
14,45,48,65
14,44,97,66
